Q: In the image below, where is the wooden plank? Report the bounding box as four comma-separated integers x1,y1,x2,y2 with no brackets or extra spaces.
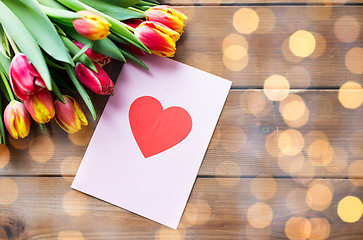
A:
1,89,362,180
162,0,363,5
0,177,362,239
169,6,363,88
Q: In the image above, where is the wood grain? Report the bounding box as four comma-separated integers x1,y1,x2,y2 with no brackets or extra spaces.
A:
162,0,363,5
170,6,363,88
0,177,361,239
1,89,362,179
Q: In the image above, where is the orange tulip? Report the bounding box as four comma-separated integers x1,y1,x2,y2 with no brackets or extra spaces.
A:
146,5,187,34
4,100,30,139
24,89,55,124
54,95,88,134
73,10,110,40
134,21,180,57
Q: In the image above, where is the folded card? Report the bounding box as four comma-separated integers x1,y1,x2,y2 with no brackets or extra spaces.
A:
72,55,232,229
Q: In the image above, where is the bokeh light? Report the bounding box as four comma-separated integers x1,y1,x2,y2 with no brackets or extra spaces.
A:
222,34,249,51
263,75,290,101
324,146,348,174
285,217,311,240
247,202,273,229
240,91,271,117
278,153,305,174
62,190,89,216
348,160,363,187
309,32,326,59
345,47,363,74
337,196,363,223
233,8,259,34
251,176,277,200
289,30,316,58
9,130,34,150
338,81,363,109
309,218,331,240
285,66,311,88
306,181,333,211
265,130,281,157
334,16,360,43
278,94,310,129
215,160,241,187
68,124,93,146
0,178,18,205
307,139,333,167
255,8,276,34
60,156,83,182
278,129,304,156
286,188,309,215
156,224,186,240
0,144,10,169
29,136,54,163
282,38,303,63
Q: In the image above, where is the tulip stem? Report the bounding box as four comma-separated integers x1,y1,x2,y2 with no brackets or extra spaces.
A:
0,71,15,101
127,7,145,15
72,41,93,62
4,29,20,55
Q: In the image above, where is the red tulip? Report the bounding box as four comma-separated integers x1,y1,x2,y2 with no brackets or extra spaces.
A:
75,63,114,95
146,5,187,34
9,53,46,101
24,89,55,124
54,95,88,134
73,10,110,40
73,40,111,66
134,21,180,57
4,100,31,139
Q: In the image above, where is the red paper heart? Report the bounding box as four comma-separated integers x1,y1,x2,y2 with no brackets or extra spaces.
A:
129,96,192,158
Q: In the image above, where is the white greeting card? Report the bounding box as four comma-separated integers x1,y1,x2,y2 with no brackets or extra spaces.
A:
72,55,232,229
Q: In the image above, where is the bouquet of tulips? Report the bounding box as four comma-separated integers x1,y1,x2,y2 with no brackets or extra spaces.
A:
0,0,187,142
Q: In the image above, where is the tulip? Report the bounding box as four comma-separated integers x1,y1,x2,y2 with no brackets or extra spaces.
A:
121,19,146,56
9,53,47,101
4,100,30,139
24,89,55,124
54,95,88,134
146,5,187,34
73,40,111,66
73,10,110,40
75,63,114,95
134,21,180,57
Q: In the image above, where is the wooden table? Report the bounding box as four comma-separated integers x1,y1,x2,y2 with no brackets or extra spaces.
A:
1,0,363,239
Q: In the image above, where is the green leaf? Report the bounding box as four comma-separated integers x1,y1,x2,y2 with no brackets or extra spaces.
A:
78,0,145,20
43,53,66,69
63,25,126,62
64,64,96,120
0,96,5,144
50,69,75,94
0,25,10,59
84,0,141,8
60,35,97,72
119,47,149,70
37,0,68,9
56,0,150,53
3,0,73,65
40,4,81,26
0,1,52,90
0,52,11,78
51,77,64,103
0,71,11,102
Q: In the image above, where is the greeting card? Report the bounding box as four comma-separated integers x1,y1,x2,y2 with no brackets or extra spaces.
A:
72,55,232,229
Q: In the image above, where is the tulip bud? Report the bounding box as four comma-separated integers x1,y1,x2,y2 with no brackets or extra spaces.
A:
73,40,111,66
75,63,114,95
73,10,111,40
24,89,55,124
134,21,180,57
4,100,31,139
54,95,88,134
146,5,187,34
9,53,47,101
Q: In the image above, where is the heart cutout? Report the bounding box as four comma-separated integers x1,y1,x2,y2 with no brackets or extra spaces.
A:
129,96,192,158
